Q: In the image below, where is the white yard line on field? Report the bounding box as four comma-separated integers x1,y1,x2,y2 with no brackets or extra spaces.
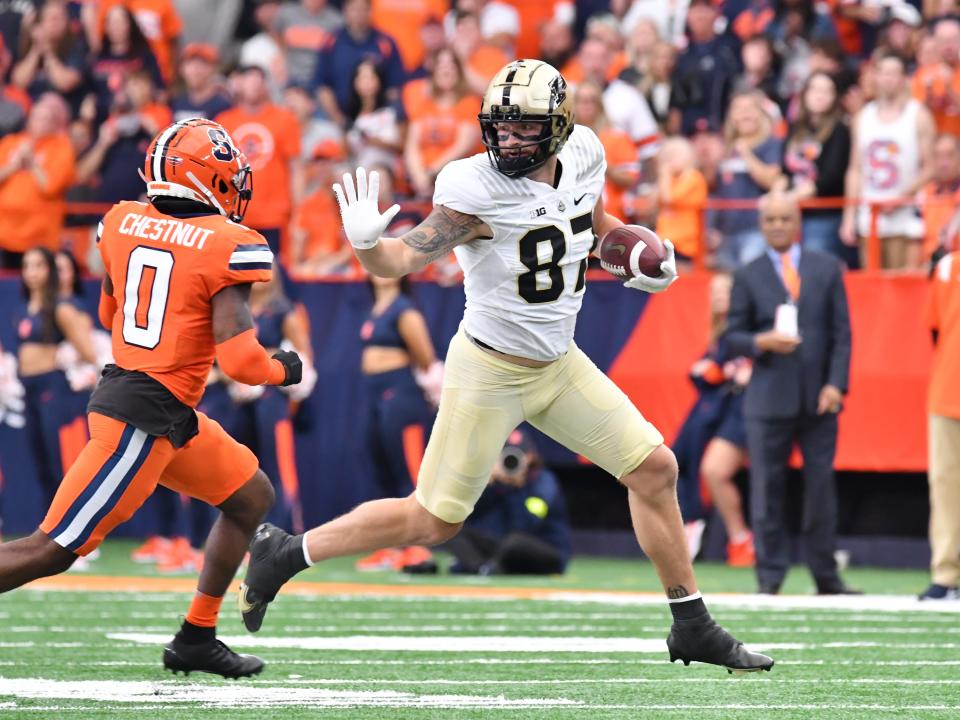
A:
105,633,960,653
545,592,960,613
0,680,957,713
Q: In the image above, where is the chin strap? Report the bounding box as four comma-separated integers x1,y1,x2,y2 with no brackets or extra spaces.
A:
142,169,228,217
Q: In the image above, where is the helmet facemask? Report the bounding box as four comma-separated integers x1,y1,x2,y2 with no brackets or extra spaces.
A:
229,165,253,223
479,114,559,177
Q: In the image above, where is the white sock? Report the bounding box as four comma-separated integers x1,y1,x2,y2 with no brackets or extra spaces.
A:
666,591,702,604
301,533,315,567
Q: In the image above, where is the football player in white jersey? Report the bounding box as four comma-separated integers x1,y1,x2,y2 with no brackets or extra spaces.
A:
240,60,773,673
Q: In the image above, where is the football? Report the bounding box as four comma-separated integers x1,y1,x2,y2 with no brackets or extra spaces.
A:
598,225,666,280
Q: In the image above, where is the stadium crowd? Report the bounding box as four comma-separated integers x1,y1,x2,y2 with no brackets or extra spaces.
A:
0,0,957,598
0,0,956,274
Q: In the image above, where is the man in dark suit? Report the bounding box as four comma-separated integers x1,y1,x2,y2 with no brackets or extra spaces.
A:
726,192,858,595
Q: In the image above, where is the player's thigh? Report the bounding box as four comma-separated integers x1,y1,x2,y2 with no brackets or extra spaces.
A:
40,413,176,556
528,345,663,479
415,331,524,524
159,411,260,507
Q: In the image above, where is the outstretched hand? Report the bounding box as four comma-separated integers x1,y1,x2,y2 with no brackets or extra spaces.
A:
332,166,401,250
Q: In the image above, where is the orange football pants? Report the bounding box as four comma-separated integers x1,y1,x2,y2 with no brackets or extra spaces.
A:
40,412,259,556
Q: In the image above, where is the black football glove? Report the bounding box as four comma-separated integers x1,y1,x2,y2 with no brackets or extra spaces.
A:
272,350,302,387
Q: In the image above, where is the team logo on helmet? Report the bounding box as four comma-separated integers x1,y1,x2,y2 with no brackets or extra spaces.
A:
143,118,253,223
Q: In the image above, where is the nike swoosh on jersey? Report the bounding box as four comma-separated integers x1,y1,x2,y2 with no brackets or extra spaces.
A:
574,193,588,205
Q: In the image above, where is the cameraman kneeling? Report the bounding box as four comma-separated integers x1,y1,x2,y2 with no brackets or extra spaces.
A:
445,428,572,575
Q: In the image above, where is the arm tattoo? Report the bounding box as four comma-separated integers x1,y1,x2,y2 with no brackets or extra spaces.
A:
211,283,255,344
402,206,486,263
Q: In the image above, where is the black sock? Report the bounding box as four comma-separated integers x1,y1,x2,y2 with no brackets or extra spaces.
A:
669,595,709,623
177,620,215,644
280,533,310,577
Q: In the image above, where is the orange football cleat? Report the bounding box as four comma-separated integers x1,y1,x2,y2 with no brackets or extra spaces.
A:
131,536,171,564
727,532,756,568
355,548,404,572
157,537,202,574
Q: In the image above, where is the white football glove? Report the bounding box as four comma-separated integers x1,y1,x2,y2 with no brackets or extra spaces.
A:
623,239,679,293
332,166,401,250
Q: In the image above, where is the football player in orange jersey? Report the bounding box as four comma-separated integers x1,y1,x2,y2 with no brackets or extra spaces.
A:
0,118,303,679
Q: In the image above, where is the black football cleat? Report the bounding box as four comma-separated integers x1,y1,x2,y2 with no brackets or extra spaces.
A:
667,617,774,674
163,635,263,679
239,523,299,633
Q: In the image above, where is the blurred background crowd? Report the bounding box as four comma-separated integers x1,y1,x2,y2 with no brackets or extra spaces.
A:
0,0,956,274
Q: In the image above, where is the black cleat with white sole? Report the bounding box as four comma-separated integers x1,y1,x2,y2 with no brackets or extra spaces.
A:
239,523,304,633
163,635,263,679
667,617,774,674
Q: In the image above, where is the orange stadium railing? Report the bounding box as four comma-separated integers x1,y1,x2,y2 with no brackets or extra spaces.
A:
34,194,959,277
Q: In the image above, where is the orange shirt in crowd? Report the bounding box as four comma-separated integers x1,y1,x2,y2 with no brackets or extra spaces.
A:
470,44,511,87
407,93,479,170
139,101,172,134
656,168,708,260
2,85,31,116
0,132,75,253
561,51,628,86
291,188,344,266
500,0,563,60
96,0,183,84
371,0,446,72
215,104,301,230
926,251,960,419
920,180,960,260
828,0,864,58
911,63,960,137
731,5,774,41
597,126,637,222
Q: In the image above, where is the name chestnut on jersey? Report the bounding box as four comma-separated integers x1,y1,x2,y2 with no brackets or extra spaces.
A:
112,211,216,250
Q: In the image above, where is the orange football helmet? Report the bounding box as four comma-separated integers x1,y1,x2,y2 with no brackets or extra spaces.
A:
143,118,252,222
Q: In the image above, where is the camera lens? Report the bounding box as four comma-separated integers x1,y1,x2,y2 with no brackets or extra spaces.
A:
501,447,523,472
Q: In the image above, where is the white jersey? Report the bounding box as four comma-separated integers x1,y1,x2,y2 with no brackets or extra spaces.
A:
856,99,921,201
433,124,607,361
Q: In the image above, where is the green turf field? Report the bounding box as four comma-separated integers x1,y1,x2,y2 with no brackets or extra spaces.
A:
0,540,957,719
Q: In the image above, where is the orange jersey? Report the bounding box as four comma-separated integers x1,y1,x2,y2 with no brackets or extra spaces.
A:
0,131,76,253
656,168,708,260
597,126,638,222
97,200,273,407
408,93,481,170
140,102,173,135
371,0,446,72
293,188,344,261
215,105,301,229
912,63,960,137
500,0,563,60
560,52,628,86
927,252,960,419
469,44,511,87
920,181,960,260
96,0,183,83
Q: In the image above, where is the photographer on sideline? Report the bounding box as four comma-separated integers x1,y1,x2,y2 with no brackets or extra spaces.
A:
441,428,572,576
